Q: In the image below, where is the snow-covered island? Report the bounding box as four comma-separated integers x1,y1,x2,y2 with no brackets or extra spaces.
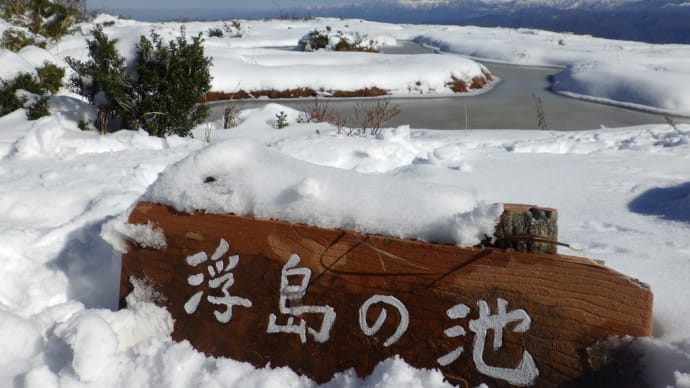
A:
0,11,689,388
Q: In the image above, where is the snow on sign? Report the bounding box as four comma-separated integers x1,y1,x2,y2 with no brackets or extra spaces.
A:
119,202,653,387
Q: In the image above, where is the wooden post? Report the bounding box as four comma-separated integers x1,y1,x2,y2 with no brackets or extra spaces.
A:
119,202,652,387
493,204,558,254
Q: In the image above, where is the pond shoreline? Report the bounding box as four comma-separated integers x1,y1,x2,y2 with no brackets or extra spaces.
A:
207,42,690,130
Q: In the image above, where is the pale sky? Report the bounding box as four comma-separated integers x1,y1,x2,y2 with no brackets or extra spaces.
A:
87,0,353,11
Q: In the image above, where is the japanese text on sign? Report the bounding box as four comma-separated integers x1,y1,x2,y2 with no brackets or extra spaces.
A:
183,238,539,386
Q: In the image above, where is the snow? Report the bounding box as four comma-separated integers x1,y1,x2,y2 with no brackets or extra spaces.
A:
413,27,690,115
101,217,167,253
52,18,489,97
17,45,58,67
143,138,502,246
44,16,690,114
552,61,690,115
0,49,37,80
208,48,489,95
0,13,689,388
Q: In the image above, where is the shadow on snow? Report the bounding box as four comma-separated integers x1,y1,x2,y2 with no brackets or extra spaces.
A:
49,218,122,310
628,182,690,224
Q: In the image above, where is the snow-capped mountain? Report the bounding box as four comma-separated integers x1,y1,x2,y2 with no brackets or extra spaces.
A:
388,0,656,10
302,0,690,43
395,0,453,8
392,0,643,9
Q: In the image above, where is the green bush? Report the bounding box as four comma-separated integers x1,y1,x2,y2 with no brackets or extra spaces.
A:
67,26,212,137
208,28,223,38
298,29,376,52
0,73,41,116
1,0,86,42
0,86,27,116
220,21,243,38
0,69,61,120
275,111,288,129
334,39,350,52
129,27,212,137
29,0,85,39
78,118,92,130
26,95,50,120
66,26,129,134
0,28,45,51
0,0,29,19
299,30,330,51
36,61,65,93
5,72,44,95
229,20,241,31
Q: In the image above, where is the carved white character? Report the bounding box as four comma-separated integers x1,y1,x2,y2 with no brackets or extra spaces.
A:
359,295,409,347
183,238,252,324
267,254,336,343
437,303,471,366
468,298,539,386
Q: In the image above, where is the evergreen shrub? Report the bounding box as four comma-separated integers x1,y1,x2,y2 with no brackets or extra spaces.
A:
0,28,45,51
0,66,63,120
67,26,212,137
128,27,212,137
66,26,128,134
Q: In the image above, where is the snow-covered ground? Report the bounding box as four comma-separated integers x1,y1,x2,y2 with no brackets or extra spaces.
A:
1,14,690,388
4,14,687,113
45,15,492,98
413,27,690,116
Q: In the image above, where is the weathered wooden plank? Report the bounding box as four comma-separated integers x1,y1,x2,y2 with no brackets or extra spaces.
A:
120,202,653,387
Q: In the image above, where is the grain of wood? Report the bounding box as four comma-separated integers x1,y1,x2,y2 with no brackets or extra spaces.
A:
120,202,653,387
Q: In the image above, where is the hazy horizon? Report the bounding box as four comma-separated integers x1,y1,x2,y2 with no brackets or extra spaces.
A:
86,0,349,18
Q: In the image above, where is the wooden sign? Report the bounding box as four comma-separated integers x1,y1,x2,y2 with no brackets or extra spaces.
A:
120,202,653,387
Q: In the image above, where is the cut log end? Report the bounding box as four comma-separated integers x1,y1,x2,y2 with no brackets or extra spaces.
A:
492,204,559,254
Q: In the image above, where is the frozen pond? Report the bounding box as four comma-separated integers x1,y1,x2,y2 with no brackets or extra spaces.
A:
209,42,690,130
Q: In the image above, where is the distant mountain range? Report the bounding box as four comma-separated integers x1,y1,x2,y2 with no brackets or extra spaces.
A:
297,0,690,43
108,0,690,44
390,0,641,10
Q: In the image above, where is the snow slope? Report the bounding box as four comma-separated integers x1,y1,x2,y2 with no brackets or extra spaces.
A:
1,14,690,388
